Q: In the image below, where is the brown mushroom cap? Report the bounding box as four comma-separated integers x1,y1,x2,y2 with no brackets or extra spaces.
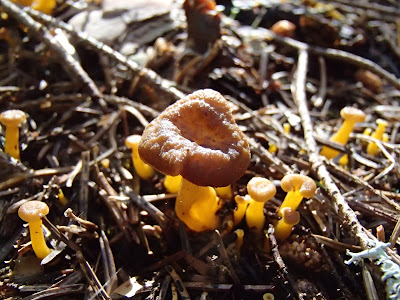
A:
281,207,300,225
247,177,276,202
340,107,366,123
281,174,317,198
18,201,49,222
139,89,250,187
0,109,26,127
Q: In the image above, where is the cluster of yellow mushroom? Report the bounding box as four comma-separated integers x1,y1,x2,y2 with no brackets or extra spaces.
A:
365,118,389,156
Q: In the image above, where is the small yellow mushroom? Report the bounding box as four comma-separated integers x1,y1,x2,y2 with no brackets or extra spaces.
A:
320,107,366,159
274,207,300,241
0,109,26,160
125,135,155,180
233,195,250,226
245,177,276,231
18,201,52,259
278,174,316,217
367,119,389,156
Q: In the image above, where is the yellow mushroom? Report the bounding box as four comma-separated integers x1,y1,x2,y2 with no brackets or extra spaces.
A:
0,109,26,160
18,201,52,259
12,0,56,14
245,177,276,231
367,118,389,156
274,207,300,241
125,135,155,180
320,107,366,159
233,194,250,226
278,174,316,217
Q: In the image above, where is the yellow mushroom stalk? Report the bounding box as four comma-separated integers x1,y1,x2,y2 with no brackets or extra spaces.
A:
175,178,222,232
278,174,316,217
215,185,233,200
18,201,52,259
164,175,182,194
125,135,155,180
367,119,388,156
245,177,276,231
274,207,300,241
320,107,366,159
0,109,26,160
233,195,250,226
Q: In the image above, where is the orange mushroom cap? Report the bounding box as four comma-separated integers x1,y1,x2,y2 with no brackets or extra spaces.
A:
0,109,26,127
139,89,250,187
247,177,276,202
281,174,317,198
340,107,366,123
18,200,49,222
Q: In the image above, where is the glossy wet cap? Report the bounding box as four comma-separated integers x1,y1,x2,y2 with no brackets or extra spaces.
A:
281,174,317,198
18,201,49,222
247,177,276,202
139,89,250,187
0,109,26,127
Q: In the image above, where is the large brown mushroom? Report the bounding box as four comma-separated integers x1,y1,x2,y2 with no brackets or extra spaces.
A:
139,89,250,231
139,89,250,187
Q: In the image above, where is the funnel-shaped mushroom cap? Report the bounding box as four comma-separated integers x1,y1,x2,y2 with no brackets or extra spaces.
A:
281,174,316,198
18,201,49,222
247,177,276,202
0,109,26,127
340,107,366,123
139,89,250,187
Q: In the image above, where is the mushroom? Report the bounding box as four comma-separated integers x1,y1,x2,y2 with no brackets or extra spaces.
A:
274,207,300,241
233,194,250,226
367,118,389,156
125,135,155,180
0,109,26,160
18,201,52,259
320,107,366,159
270,20,296,38
139,89,250,231
245,177,276,231
278,174,316,217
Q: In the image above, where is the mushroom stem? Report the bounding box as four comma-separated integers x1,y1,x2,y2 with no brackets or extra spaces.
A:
274,207,300,241
28,219,52,259
367,119,388,156
320,119,357,159
278,189,304,217
233,195,249,226
176,178,221,232
125,135,155,180
164,175,182,194
246,200,266,231
4,124,20,160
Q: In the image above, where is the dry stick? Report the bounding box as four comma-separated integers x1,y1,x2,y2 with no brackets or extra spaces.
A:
23,6,185,101
293,48,400,266
0,0,103,101
292,49,375,249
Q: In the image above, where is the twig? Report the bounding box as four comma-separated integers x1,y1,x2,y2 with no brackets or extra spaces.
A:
0,0,103,101
292,48,375,249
